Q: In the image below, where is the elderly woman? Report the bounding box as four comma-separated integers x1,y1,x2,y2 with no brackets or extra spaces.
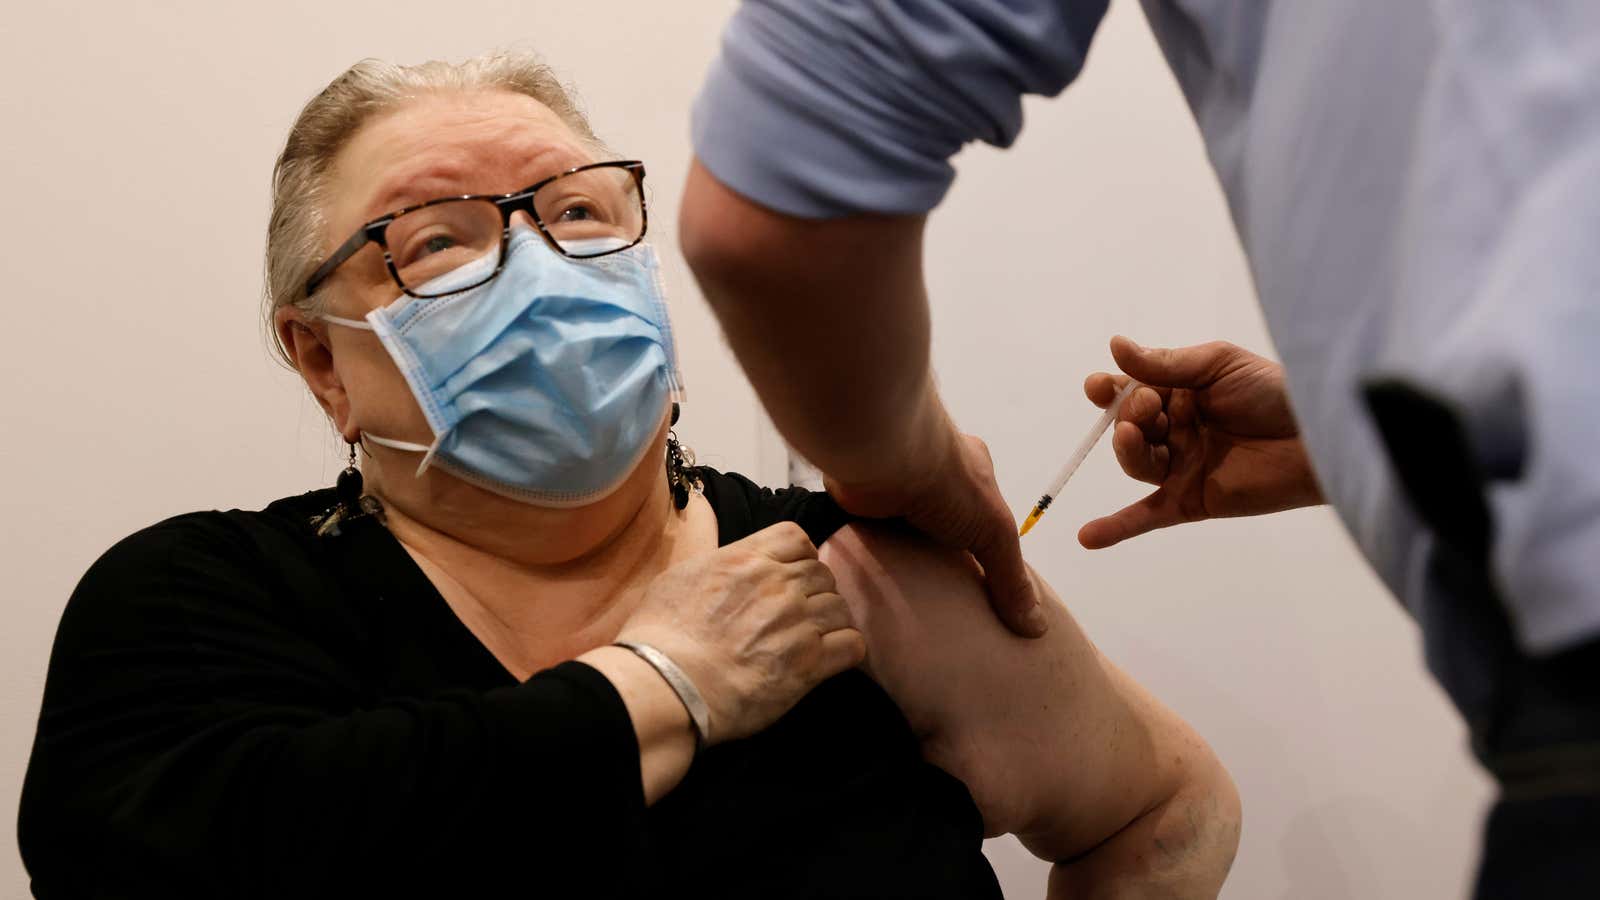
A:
19,54,1239,899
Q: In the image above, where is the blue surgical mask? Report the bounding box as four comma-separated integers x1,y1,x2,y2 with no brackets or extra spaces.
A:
323,226,683,507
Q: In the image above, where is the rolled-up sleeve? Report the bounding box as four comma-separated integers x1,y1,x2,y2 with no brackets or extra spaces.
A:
692,0,1110,218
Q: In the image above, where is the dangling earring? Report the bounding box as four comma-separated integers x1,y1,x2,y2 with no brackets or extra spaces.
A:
313,440,377,538
665,403,699,510
336,441,364,513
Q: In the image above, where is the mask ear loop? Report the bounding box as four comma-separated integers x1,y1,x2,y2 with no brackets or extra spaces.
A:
361,432,442,476
417,440,441,475
320,313,375,330
324,311,448,476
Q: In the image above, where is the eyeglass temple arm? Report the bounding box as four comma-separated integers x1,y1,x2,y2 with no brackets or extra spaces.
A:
304,225,381,298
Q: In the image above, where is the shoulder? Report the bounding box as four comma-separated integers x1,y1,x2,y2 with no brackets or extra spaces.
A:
78,489,333,590
60,490,338,649
75,510,266,602
814,521,1059,832
692,467,853,546
818,521,983,624
816,523,997,736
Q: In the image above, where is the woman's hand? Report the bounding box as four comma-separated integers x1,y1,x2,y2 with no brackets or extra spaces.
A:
615,522,865,745
1078,336,1326,549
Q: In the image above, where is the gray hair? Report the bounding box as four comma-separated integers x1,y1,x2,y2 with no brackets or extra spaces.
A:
263,51,602,367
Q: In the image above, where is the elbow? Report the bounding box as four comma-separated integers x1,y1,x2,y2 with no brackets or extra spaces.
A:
675,192,728,304
678,158,771,318
1162,750,1242,890
1123,746,1242,898
1045,742,1242,899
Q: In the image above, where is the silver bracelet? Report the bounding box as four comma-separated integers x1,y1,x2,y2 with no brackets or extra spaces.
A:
612,641,711,751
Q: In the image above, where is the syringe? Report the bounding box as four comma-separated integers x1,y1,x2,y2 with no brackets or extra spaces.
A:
1018,379,1142,536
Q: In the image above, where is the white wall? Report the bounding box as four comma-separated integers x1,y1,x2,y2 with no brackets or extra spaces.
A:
1,1,1491,898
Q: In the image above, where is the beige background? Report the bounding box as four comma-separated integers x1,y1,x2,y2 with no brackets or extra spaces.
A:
1,1,1493,897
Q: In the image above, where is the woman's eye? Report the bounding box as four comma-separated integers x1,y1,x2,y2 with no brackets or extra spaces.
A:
558,204,595,222
420,235,458,256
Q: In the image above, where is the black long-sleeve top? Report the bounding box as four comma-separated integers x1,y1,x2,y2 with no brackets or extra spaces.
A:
19,469,1001,899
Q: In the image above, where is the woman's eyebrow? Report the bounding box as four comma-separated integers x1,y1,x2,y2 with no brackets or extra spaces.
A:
366,167,473,218
365,145,590,217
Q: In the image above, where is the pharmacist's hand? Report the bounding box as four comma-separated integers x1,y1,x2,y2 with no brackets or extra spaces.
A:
1079,337,1325,549
827,428,1045,639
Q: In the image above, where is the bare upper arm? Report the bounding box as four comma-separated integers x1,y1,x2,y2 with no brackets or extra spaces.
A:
819,521,1216,859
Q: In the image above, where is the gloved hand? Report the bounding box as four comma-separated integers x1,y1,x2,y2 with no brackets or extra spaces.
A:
1079,336,1325,549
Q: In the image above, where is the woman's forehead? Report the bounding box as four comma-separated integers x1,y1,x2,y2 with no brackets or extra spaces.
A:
334,90,592,223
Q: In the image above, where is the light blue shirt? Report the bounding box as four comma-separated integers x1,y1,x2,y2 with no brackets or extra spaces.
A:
692,1,1600,695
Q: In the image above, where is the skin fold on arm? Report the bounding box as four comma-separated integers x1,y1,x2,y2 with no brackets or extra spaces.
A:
820,523,1241,898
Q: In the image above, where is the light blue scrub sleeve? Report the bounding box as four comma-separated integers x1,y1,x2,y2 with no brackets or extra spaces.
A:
691,0,1110,218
